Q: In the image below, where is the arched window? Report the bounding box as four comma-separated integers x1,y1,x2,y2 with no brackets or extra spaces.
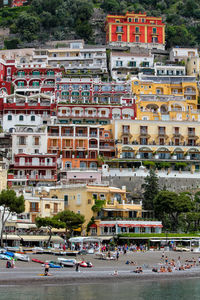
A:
8,115,12,121
19,115,24,121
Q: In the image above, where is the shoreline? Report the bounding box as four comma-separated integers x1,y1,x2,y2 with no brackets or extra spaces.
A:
0,268,200,286
0,251,200,286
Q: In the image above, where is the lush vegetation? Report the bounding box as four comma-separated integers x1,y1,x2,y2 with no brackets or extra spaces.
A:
0,189,25,247
142,169,200,233
2,0,200,48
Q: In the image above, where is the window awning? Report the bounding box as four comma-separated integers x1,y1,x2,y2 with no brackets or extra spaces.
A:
19,235,64,242
99,224,115,227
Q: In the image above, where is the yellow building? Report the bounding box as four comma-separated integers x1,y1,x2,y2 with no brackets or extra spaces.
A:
25,184,143,236
112,119,200,172
24,192,64,223
132,76,199,121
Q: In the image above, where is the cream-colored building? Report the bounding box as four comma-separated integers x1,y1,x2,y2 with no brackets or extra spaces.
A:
23,184,143,236
112,119,200,172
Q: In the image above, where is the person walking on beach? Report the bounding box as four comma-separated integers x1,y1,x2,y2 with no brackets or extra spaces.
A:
44,264,50,276
75,262,80,272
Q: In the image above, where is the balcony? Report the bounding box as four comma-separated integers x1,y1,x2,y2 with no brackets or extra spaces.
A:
48,132,59,136
90,133,98,137
76,133,87,137
99,145,115,150
89,144,98,148
116,28,124,33
62,145,73,150
184,90,196,95
49,146,59,150
188,132,196,137
62,132,73,137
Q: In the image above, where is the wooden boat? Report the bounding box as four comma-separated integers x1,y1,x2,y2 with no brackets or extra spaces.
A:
57,258,76,267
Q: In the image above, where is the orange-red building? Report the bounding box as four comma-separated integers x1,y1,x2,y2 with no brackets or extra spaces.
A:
105,12,165,50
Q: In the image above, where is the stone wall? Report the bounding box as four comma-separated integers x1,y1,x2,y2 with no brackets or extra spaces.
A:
103,175,200,195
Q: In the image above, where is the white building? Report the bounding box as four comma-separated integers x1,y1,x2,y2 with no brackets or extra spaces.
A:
11,125,48,159
33,40,108,75
110,51,154,81
2,93,56,132
155,63,186,76
169,48,199,62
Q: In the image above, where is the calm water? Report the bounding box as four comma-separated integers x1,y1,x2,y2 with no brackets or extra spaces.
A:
0,278,199,300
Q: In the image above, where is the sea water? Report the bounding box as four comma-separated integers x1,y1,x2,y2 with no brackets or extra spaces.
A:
0,278,199,300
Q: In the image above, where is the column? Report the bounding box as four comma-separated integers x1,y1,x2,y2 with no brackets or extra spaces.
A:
162,26,165,45
127,25,130,43
109,24,112,42
145,26,147,43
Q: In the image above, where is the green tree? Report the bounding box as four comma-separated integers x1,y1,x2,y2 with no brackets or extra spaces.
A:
141,169,159,210
35,216,65,247
154,191,193,231
101,0,120,13
14,12,40,42
0,189,25,247
91,199,105,213
55,210,85,236
166,24,195,48
4,38,20,49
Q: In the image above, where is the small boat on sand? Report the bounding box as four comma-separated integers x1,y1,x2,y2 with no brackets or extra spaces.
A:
57,258,76,267
80,261,93,268
32,258,45,264
0,254,12,260
14,253,30,262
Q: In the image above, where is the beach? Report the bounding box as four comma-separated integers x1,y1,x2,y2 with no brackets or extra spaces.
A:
0,251,200,286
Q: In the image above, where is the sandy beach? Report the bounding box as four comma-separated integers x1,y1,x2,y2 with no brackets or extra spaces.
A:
0,251,200,286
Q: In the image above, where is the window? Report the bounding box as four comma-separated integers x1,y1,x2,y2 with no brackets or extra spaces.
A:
100,194,105,200
93,193,97,200
129,61,136,67
18,149,23,154
135,27,139,33
19,136,26,145
31,115,35,121
19,115,24,121
8,115,12,121
135,36,140,42
30,202,39,212
117,35,122,42
128,18,132,22
116,61,123,67
64,195,68,206
45,204,50,209
77,194,81,205
34,137,39,145
35,149,39,154
7,67,11,75
135,18,138,22
88,199,91,204
153,27,157,34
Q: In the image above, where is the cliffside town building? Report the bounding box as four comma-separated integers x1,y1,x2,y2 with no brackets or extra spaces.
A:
106,12,165,50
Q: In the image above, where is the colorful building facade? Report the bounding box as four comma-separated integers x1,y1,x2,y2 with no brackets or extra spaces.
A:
106,12,165,49
132,76,199,121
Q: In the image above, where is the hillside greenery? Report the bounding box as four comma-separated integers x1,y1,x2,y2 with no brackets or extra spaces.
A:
1,0,200,48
